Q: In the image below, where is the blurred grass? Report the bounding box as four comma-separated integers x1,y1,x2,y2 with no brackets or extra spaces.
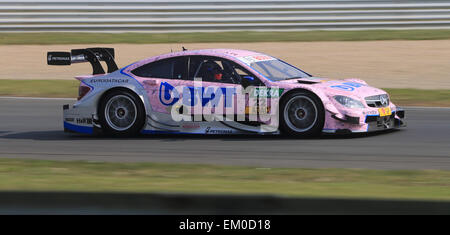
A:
0,159,448,201
1,79,449,107
385,88,450,107
0,79,78,98
1,29,450,45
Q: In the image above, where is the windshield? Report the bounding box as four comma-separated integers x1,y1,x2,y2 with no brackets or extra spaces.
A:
250,59,311,81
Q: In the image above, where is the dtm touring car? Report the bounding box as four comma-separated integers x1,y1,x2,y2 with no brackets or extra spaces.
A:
47,47,406,137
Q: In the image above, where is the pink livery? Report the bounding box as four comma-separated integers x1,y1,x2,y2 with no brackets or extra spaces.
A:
47,48,406,136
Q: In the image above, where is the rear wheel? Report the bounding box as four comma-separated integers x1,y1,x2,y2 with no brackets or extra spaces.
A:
280,91,324,137
99,90,145,136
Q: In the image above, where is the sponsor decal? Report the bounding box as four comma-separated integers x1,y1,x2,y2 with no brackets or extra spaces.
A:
76,118,93,125
159,82,180,106
159,82,236,107
331,82,365,91
182,123,201,129
365,110,378,116
64,118,75,122
90,78,129,83
239,55,276,65
48,54,70,62
205,127,232,134
245,106,270,115
251,87,284,98
222,51,239,56
378,107,392,117
158,80,280,132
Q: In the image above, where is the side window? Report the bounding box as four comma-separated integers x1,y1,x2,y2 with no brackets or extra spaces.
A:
226,60,264,87
189,56,204,80
189,56,252,85
189,56,231,83
172,57,186,79
131,57,186,79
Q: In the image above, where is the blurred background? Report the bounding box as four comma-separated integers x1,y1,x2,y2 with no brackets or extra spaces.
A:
0,0,449,214
1,0,450,89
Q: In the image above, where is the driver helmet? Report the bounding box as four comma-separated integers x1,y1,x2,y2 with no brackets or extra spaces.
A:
205,61,223,81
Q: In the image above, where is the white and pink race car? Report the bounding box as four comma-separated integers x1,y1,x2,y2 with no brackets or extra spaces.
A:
47,48,406,137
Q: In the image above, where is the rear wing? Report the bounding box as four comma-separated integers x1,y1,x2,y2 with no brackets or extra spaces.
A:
47,47,118,75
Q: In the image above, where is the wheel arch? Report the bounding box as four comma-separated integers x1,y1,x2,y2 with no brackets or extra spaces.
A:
278,87,328,136
96,86,149,118
96,86,149,133
98,87,138,111
96,86,149,135
280,88,325,111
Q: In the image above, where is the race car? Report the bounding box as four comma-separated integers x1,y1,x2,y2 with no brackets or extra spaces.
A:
47,47,406,137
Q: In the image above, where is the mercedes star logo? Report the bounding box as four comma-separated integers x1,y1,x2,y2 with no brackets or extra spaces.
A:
380,96,388,107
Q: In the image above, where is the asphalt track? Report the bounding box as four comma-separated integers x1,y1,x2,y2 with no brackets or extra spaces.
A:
0,97,449,170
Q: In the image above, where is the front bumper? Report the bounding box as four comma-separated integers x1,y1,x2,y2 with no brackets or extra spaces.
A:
365,109,406,132
323,108,406,134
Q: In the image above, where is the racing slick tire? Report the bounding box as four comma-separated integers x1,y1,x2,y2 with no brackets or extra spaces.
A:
98,89,145,137
280,90,325,137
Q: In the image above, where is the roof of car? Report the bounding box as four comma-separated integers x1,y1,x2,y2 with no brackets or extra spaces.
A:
179,48,265,58
123,48,272,72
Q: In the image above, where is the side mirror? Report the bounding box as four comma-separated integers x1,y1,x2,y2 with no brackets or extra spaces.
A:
242,76,255,88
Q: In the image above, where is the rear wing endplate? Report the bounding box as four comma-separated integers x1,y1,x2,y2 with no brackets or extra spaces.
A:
47,48,118,75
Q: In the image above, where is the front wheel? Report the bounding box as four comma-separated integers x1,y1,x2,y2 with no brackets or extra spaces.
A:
99,90,145,136
280,91,325,137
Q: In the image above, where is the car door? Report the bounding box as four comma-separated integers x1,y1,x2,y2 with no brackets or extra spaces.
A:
186,55,270,124
227,59,271,125
185,55,242,122
130,56,188,129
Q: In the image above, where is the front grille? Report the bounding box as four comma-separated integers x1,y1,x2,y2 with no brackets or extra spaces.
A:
365,94,390,107
365,112,396,123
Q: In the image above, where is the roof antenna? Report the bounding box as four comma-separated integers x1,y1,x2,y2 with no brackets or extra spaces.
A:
168,34,173,53
182,46,187,51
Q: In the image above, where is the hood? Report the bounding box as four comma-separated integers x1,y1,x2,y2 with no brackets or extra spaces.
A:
277,77,388,100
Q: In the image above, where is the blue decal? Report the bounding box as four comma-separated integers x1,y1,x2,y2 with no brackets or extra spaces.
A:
120,64,145,89
197,87,236,107
64,122,93,134
331,85,354,91
159,82,236,107
81,79,94,91
331,82,365,91
182,86,199,106
223,87,236,107
159,82,180,106
343,82,364,87
202,86,218,107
